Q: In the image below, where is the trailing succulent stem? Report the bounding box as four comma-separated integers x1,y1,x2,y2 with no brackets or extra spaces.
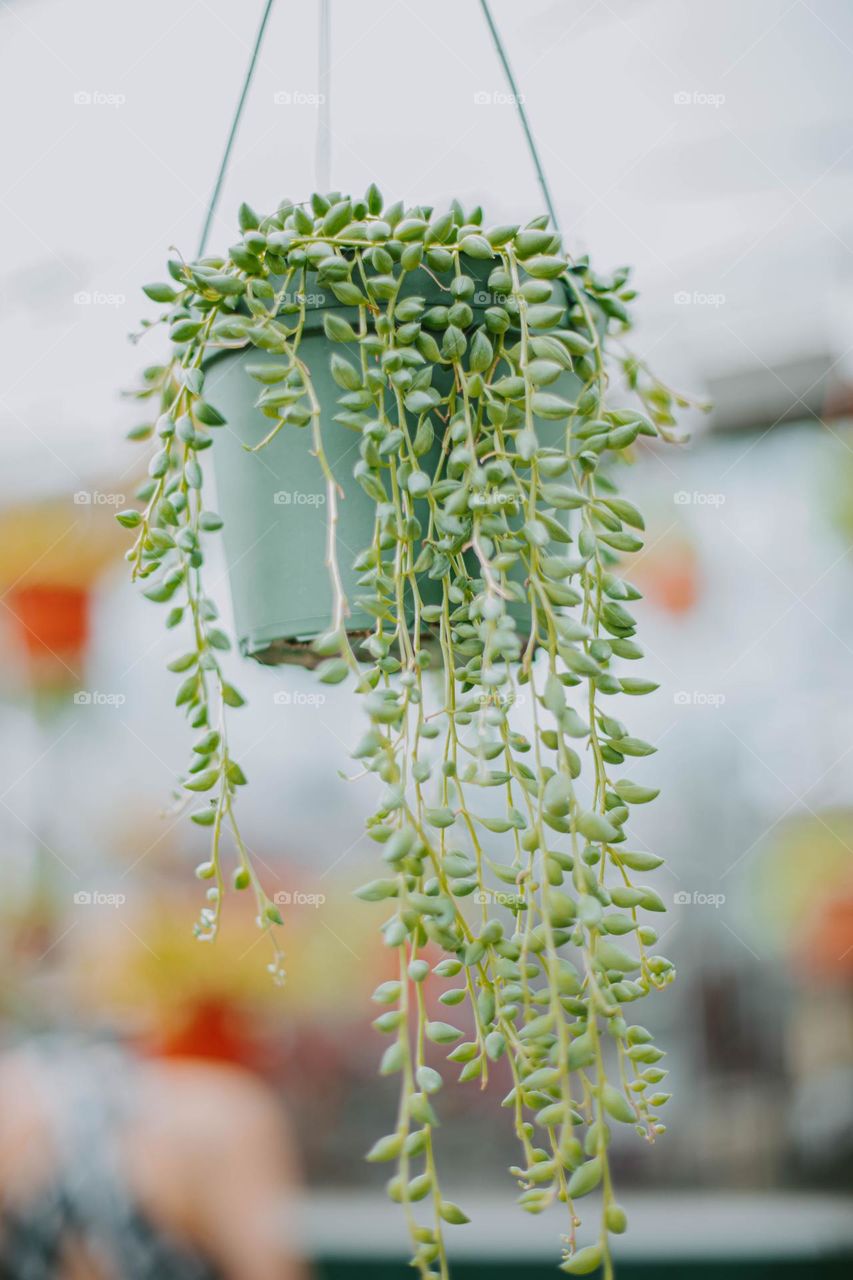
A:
123,187,698,1276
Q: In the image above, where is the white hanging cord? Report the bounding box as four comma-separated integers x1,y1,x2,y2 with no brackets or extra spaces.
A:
315,0,332,192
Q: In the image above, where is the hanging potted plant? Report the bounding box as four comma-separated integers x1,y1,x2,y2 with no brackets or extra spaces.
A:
199,207,586,665
120,185,695,1279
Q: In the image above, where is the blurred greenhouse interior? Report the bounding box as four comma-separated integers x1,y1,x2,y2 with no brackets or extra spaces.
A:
0,0,852,1276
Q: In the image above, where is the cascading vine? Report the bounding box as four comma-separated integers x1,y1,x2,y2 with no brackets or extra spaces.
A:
122,187,695,1278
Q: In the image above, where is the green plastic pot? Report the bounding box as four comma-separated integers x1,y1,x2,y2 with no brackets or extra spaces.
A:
207,338,385,665
206,268,579,665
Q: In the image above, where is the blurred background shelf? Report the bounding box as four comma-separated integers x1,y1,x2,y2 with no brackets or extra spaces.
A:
315,1261,853,1279
299,1192,853,1276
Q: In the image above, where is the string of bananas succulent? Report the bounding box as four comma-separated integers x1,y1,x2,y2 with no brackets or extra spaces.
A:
121,186,693,1278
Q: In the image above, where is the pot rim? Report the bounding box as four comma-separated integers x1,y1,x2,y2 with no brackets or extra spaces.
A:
202,263,574,369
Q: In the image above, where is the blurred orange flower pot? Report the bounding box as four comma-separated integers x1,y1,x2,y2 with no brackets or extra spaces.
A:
8,582,89,663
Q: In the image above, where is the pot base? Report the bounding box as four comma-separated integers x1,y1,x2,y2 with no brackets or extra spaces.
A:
246,629,371,668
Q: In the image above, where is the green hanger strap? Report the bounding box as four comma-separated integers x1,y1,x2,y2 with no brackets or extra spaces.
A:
197,0,560,257
197,0,276,257
478,0,561,233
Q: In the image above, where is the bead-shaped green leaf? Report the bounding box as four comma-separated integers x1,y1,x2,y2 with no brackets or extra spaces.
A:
567,1156,602,1198
560,1244,603,1274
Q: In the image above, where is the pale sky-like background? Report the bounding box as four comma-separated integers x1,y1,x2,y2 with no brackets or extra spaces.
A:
2,0,852,495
